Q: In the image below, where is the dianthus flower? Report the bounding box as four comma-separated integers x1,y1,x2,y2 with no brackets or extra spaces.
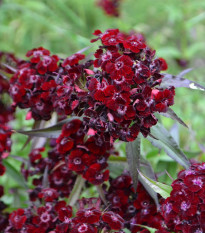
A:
21,146,76,200
86,29,174,141
56,119,114,185
161,162,205,233
9,47,88,120
106,173,168,232
97,0,121,17
5,197,125,232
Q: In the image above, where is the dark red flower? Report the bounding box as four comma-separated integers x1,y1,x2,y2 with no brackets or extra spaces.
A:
68,149,88,172
76,207,101,224
102,211,124,230
55,201,72,221
38,188,59,202
70,223,97,233
9,209,27,229
62,54,85,67
105,55,134,79
123,35,146,53
161,162,205,232
83,164,109,185
97,0,121,17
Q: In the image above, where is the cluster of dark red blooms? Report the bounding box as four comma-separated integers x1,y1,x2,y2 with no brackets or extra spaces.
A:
6,170,169,233
161,163,205,233
0,29,178,232
97,0,121,17
105,173,169,232
9,28,174,142
6,195,125,232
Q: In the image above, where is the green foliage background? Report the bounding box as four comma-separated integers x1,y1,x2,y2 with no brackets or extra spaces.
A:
0,0,205,208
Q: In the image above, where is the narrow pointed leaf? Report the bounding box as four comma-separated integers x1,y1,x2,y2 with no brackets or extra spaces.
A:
159,108,188,128
9,155,29,165
148,123,190,169
139,158,159,208
16,116,82,138
126,136,141,192
170,123,179,145
21,120,46,150
160,70,205,91
42,166,49,188
76,45,92,54
67,175,85,206
2,160,28,189
96,185,107,205
138,170,172,199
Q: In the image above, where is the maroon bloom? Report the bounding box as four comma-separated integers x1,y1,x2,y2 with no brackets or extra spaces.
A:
161,162,205,232
105,55,134,80
123,35,146,53
38,188,59,202
76,207,101,224
9,209,27,230
70,223,97,233
102,211,124,230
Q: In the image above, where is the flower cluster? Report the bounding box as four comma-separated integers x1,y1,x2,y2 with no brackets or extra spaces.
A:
97,0,121,17
106,173,168,232
86,29,174,141
6,197,125,233
9,47,88,120
21,146,76,199
3,29,179,233
56,119,116,185
9,29,174,143
161,162,205,233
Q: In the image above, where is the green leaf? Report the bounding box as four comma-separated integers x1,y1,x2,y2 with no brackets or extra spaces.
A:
126,136,141,192
170,124,179,145
160,70,205,91
108,156,128,178
67,175,85,206
138,170,172,199
148,123,190,169
2,160,28,189
96,185,107,205
139,158,159,208
16,116,82,138
159,108,188,128
134,224,157,233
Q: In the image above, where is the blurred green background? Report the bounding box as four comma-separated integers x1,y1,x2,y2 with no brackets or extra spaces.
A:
0,0,205,195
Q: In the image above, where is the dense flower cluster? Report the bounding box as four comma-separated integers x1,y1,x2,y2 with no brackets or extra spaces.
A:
86,29,174,141
6,197,125,232
56,119,116,185
97,0,121,17
2,29,180,233
161,162,205,233
9,47,88,120
21,146,76,199
106,173,168,232
9,29,174,143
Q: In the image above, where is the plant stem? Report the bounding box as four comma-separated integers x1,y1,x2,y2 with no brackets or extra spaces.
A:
67,175,85,206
